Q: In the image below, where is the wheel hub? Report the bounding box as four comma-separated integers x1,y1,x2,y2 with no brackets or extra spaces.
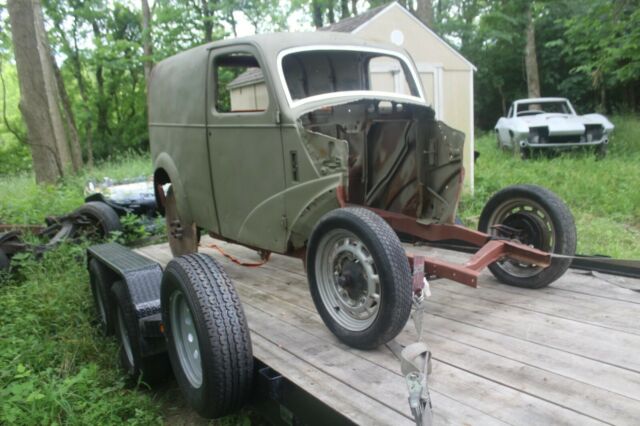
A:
316,229,381,332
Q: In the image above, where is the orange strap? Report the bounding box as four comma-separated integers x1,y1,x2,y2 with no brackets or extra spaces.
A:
206,243,271,267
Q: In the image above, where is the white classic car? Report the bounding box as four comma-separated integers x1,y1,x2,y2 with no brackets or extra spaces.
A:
495,97,614,158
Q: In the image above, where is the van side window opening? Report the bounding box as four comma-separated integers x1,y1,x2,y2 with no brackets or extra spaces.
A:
281,50,420,102
215,53,268,113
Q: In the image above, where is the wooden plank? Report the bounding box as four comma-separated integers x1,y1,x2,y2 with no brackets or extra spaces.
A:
434,281,640,335
421,290,640,372
233,279,609,426
251,335,411,426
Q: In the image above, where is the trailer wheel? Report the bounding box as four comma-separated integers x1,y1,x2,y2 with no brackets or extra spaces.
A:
0,249,9,272
164,187,198,257
112,280,170,386
479,184,576,289
161,254,253,419
75,201,122,239
307,207,412,350
88,259,116,335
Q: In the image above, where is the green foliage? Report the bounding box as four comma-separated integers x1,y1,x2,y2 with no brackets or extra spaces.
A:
0,152,151,224
459,114,640,259
0,244,163,425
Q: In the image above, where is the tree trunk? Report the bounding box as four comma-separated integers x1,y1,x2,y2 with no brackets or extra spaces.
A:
312,0,323,28
201,0,214,42
351,0,357,15
141,0,153,89
340,0,349,19
328,0,335,24
525,5,541,98
53,58,82,172
7,0,72,183
416,0,434,28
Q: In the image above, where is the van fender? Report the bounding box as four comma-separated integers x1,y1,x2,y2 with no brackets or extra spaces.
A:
154,152,193,225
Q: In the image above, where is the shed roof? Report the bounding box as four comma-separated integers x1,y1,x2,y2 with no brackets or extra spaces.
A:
227,67,264,89
318,4,388,33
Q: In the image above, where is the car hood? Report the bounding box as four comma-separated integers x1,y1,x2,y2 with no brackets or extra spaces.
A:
515,113,614,135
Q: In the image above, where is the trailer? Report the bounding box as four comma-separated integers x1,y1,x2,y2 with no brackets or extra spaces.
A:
86,236,640,425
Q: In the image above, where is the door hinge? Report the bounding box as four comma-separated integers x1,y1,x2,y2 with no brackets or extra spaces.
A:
281,215,288,230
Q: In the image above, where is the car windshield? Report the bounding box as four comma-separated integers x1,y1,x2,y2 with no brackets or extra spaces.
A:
279,48,422,105
516,101,573,116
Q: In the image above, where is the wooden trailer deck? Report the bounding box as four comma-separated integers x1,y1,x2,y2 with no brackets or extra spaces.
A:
137,237,640,425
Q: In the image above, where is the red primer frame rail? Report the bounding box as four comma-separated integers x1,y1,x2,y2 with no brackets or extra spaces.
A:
369,208,551,288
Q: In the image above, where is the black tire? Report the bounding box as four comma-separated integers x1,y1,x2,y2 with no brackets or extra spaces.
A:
595,143,608,160
478,184,576,289
112,280,170,386
164,186,198,257
306,207,412,350
88,258,117,336
0,249,10,272
75,201,122,239
161,254,253,419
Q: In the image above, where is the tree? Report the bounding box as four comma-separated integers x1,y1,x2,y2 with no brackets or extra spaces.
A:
7,0,81,183
525,2,541,98
141,0,153,87
416,0,434,28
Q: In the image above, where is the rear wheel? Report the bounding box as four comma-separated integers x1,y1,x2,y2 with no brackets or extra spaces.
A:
307,207,412,350
164,186,198,257
88,259,116,335
161,254,253,419
112,280,170,386
478,184,576,289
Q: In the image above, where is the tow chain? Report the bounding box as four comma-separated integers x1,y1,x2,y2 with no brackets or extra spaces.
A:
387,255,434,426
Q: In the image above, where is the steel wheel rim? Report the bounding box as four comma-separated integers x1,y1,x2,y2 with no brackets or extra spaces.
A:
315,229,381,331
487,198,555,278
170,291,203,388
117,306,134,366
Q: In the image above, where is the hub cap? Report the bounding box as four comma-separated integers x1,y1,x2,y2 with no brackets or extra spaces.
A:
315,229,381,331
170,291,203,388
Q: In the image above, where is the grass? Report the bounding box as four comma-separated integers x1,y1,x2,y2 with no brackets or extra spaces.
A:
0,116,638,424
459,114,640,259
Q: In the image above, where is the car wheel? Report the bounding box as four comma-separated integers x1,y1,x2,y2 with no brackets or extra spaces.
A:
164,186,198,257
112,280,170,386
307,207,412,349
161,254,253,419
478,184,576,289
595,143,608,160
74,201,122,240
88,259,117,335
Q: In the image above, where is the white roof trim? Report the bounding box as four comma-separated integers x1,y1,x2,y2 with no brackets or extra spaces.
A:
351,2,477,72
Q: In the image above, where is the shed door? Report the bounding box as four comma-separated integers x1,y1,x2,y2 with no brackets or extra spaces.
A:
206,46,287,252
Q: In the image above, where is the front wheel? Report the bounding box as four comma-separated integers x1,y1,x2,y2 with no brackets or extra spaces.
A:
307,207,412,350
478,184,576,289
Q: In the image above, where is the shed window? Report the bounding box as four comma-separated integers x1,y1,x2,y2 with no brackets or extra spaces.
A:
215,53,268,113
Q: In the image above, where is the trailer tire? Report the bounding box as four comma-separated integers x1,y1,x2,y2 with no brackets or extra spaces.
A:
112,280,170,386
307,207,412,350
0,249,9,272
479,184,576,289
88,259,117,335
161,254,253,419
75,201,122,239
